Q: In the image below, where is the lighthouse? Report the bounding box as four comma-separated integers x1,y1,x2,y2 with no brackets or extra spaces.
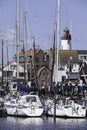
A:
61,27,71,50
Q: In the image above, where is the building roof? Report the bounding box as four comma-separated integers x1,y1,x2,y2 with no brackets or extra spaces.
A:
77,50,87,54
59,50,78,64
19,48,42,57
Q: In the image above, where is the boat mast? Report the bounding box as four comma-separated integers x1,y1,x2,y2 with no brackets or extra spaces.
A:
24,11,28,83
53,0,60,84
6,41,9,84
16,0,20,79
2,39,4,87
56,0,61,83
56,0,60,70
53,0,60,118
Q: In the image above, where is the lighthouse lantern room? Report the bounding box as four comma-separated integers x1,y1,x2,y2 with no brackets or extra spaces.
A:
61,27,71,50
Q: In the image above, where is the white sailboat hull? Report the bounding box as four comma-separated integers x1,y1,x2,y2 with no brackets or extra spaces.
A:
46,98,86,118
5,94,44,117
5,105,44,117
48,105,65,117
48,104,86,118
64,105,86,118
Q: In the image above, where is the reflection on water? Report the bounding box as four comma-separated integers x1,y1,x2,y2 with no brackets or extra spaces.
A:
7,116,43,125
4,117,44,130
46,117,87,130
0,116,87,130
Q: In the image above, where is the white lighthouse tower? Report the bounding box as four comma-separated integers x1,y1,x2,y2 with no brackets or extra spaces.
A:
61,27,71,50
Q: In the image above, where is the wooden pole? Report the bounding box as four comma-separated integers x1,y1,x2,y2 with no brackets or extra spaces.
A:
53,95,56,121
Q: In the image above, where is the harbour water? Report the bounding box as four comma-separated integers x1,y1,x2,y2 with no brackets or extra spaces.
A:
0,116,87,130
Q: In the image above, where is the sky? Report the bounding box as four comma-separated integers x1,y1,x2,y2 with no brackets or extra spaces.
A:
0,0,87,62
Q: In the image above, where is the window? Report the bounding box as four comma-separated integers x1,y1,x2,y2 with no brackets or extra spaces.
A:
43,55,49,62
35,57,39,62
19,56,24,62
10,65,17,70
79,54,87,61
19,72,24,77
28,55,32,60
26,96,36,102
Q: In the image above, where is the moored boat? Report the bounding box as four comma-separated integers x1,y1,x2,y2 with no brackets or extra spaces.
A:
0,89,7,116
45,97,86,118
4,94,44,117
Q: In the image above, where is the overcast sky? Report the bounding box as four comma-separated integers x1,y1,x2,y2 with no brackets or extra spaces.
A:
0,0,87,62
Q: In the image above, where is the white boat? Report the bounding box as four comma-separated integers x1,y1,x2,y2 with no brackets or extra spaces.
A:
0,89,6,116
4,94,44,117
45,0,86,118
46,97,86,118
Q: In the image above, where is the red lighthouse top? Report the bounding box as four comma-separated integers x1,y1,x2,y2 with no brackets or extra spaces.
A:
62,27,71,40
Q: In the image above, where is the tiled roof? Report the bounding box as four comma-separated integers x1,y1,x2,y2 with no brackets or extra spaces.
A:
19,48,42,57
77,50,87,54
59,50,78,64
4,61,14,67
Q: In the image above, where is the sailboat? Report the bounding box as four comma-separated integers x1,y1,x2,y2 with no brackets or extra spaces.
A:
46,0,86,118
46,96,86,118
4,93,44,117
4,0,44,117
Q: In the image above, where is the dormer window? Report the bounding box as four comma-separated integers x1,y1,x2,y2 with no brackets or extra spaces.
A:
10,65,17,70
